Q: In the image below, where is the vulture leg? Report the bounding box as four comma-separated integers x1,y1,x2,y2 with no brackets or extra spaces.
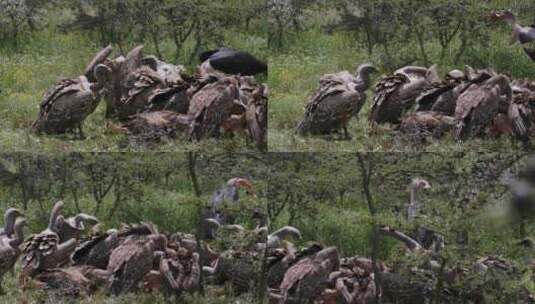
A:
336,277,354,304
181,253,200,291
342,126,352,140
78,124,86,140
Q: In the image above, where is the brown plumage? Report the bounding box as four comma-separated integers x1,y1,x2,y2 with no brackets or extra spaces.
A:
141,56,188,86
107,233,167,295
508,79,535,145
72,223,155,271
209,249,260,294
0,208,23,238
245,84,268,150
72,230,120,269
187,76,240,140
122,111,192,142
55,213,99,243
101,45,146,119
399,111,455,139
266,243,323,289
31,64,110,138
21,201,77,278
279,247,340,303
147,83,190,114
454,75,512,141
32,265,109,297
370,65,439,125
296,64,377,138
0,218,25,293
416,69,467,115
117,67,165,120
84,45,114,82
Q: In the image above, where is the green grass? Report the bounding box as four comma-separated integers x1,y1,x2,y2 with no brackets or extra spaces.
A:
268,27,535,152
0,269,261,303
0,23,266,152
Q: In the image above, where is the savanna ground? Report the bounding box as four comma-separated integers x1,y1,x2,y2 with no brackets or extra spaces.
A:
268,0,535,152
0,1,266,152
267,152,535,302
0,152,267,303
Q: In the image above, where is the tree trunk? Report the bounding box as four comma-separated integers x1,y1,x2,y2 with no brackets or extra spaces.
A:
188,152,204,295
356,153,381,304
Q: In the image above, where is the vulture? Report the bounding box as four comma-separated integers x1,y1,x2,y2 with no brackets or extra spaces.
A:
266,242,324,289
100,45,148,119
210,178,255,211
329,256,381,304
121,111,192,142
399,111,455,139
199,47,267,76
141,56,191,113
21,201,77,278
267,226,302,249
118,66,165,120
0,208,24,237
415,69,467,115
454,74,512,141
508,79,535,146
245,83,268,150
187,76,240,140
296,63,377,138
107,233,167,295
143,252,200,296
0,218,26,294
203,248,261,294
407,178,431,222
370,65,440,125
32,64,111,139
55,213,99,243
72,223,155,269
141,55,187,86
147,83,190,114
83,44,114,83
490,10,535,62
278,247,340,303
31,265,109,297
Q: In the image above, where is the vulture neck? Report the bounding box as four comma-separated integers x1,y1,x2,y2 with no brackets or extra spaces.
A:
3,211,17,237
48,203,63,231
355,69,372,91
9,222,24,247
409,184,419,206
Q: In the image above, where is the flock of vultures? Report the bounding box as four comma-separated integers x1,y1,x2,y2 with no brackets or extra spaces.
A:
1,171,534,303
31,45,268,149
0,178,269,300
296,10,535,146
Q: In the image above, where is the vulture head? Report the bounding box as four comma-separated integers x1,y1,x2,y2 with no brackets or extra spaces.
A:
315,246,340,272
446,69,466,83
485,74,512,102
411,177,431,191
489,10,516,24
91,64,112,92
3,208,23,227
149,234,168,252
48,201,64,232
227,177,256,196
355,63,377,77
354,63,378,91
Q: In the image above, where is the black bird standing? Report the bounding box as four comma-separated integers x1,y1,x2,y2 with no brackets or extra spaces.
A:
199,48,267,76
